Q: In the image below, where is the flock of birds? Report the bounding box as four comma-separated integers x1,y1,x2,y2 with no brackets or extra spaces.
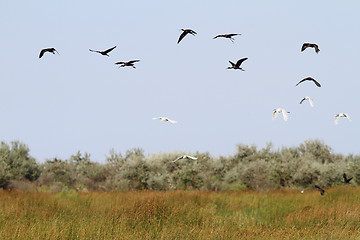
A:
37,31,352,127
38,28,353,193
270,43,351,125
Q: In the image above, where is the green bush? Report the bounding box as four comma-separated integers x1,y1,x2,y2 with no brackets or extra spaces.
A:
0,141,40,189
0,140,358,191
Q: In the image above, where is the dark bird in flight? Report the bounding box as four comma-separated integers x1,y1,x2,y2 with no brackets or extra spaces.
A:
343,173,353,184
213,33,241,43
89,46,116,56
315,185,326,195
227,58,248,71
177,29,197,44
39,48,59,58
115,60,140,68
296,77,321,87
301,43,320,53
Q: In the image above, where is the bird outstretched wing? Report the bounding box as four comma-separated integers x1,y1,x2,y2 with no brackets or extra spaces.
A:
296,79,306,86
172,156,183,162
343,173,348,181
299,98,306,105
308,98,314,107
312,79,321,87
281,110,289,121
235,58,248,68
177,31,188,44
39,49,46,58
167,118,177,123
128,60,140,64
89,49,99,53
343,173,353,183
272,110,279,120
301,43,310,52
103,46,116,54
189,29,197,35
344,114,351,121
229,61,236,67
334,114,341,125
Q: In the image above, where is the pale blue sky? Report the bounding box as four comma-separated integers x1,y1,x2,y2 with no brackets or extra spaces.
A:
1,1,359,162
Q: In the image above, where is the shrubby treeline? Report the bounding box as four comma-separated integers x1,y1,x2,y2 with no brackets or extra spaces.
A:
0,140,358,191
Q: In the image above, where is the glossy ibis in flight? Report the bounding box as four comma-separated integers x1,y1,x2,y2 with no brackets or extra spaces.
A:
39,48,59,58
301,43,320,53
89,46,116,56
343,173,353,184
115,60,140,68
296,77,321,87
227,58,248,71
177,29,197,44
213,33,241,43
315,185,326,195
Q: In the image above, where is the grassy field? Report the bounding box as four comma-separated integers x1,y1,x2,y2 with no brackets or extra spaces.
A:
0,186,359,239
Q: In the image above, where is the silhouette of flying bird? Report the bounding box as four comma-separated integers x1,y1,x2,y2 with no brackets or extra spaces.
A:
301,43,320,53
172,155,198,162
213,33,241,42
89,46,116,56
315,185,326,195
334,113,351,125
39,48,59,58
177,29,197,44
343,173,353,184
272,108,290,121
115,60,140,68
300,96,314,107
227,58,248,70
152,117,177,123
296,77,321,87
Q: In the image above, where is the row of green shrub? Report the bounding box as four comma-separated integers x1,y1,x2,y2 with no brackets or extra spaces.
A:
0,140,358,191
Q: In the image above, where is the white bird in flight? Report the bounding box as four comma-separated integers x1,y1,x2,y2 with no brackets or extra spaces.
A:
300,96,314,107
334,113,351,125
152,117,177,123
272,108,290,121
172,155,198,162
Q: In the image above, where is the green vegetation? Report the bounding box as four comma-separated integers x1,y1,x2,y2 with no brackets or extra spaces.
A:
0,187,359,239
0,140,358,191
0,140,359,239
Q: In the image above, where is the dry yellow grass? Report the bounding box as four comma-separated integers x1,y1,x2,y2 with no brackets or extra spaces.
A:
0,186,359,239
